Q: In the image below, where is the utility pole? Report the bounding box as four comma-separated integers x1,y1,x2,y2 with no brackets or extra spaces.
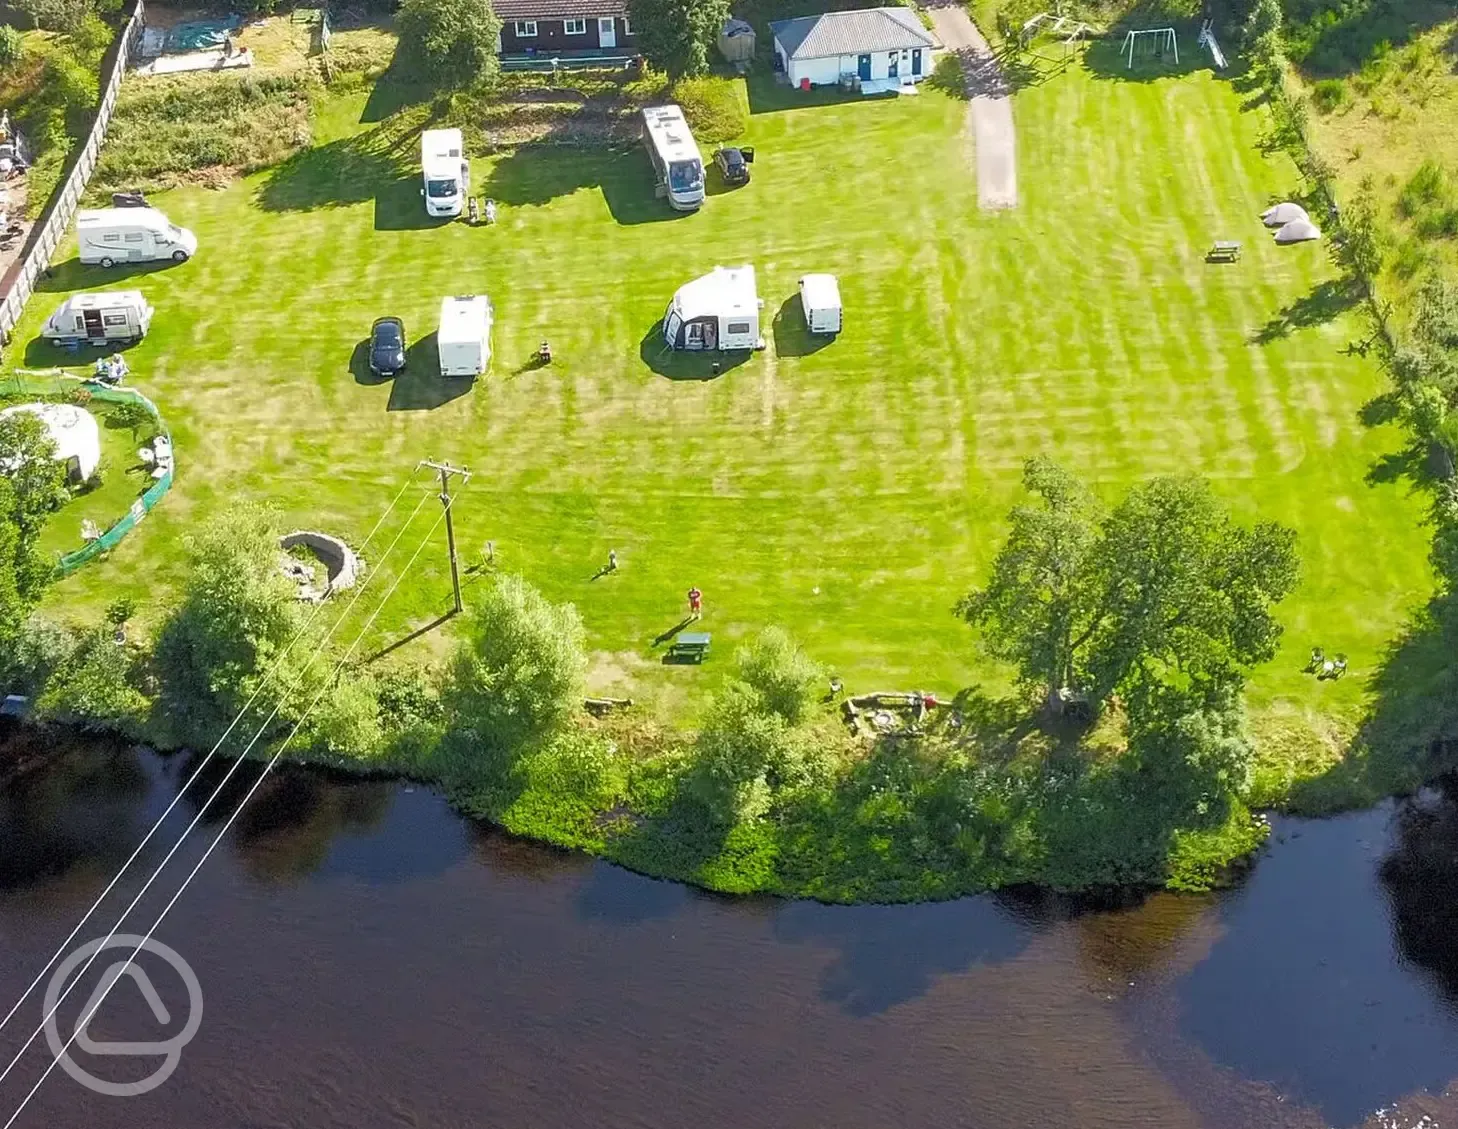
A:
419,459,471,615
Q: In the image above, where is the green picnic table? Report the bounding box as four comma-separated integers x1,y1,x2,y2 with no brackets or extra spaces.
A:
668,632,711,663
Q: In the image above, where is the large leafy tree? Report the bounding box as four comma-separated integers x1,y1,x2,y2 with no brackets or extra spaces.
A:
961,459,1299,713
628,0,729,79
396,0,501,88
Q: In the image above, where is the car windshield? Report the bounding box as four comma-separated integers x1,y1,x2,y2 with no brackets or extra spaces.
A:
723,151,743,168
167,224,184,240
668,160,703,193
426,178,457,198
375,323,402,344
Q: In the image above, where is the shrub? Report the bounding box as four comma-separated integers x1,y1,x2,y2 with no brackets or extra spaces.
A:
736,627,822,725
1310,78,1348,114
301,671,384,759
444,574,586,756
35,627,148,732
687,680,831,827
0,26,24,70
1398,159,1448,218
153,503,305,745
671,75,745,143
1416,207,1458,241
3,614,79,696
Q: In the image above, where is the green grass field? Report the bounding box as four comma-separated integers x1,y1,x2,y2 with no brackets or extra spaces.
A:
9,53,1432,740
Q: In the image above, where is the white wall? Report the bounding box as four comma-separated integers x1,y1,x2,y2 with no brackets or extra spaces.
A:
784,46,935,87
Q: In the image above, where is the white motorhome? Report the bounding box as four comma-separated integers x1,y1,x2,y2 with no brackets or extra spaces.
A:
421,128,470,218
76,208,197,267
437,295,492,377
641,105,704,212
663,265,763,351
41,291,154,346
798,273,842,335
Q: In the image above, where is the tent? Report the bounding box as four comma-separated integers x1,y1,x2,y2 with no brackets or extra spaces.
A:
718,17,756,64
0,402,101,482
663,265,764,351
1274,218,1321,244
1262,201,1309,227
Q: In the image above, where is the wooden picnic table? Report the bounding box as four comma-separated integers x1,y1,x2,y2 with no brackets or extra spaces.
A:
668,632,711,662
1207,240,1241,262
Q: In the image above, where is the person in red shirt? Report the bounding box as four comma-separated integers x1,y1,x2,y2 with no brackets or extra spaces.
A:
687,587,703,618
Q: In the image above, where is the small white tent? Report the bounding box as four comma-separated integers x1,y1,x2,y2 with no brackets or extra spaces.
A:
1262,201,1310,227
1274,218,1321,244
0,402,101,482
663,265,764,351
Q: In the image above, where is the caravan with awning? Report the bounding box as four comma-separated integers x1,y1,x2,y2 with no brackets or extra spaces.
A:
662,265,764,351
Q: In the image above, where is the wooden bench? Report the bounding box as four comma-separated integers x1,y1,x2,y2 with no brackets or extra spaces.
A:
1207,240,1241,263
667,632,711,663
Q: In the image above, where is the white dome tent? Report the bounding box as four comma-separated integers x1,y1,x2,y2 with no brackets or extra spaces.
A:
1274,218,1322,244
1262,201,1310,227
0,402,102,483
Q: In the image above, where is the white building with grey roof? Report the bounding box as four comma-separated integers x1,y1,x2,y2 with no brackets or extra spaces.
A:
770,7,940,90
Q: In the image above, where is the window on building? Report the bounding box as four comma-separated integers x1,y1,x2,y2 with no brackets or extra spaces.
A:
564,17,586,33
515,20,538,36
623,16,633,33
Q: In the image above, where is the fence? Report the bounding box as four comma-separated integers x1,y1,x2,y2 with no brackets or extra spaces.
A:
0,0,147,342
1,368,173,577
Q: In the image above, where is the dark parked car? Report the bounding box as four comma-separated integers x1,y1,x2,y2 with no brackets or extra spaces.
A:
369,316,406,376
714,147,750,186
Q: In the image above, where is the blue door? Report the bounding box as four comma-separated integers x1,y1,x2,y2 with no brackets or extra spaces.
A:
857,53,871,80
912,48,922,75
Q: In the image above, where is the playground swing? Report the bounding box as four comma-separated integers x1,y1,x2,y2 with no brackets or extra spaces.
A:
1120,27,1178,69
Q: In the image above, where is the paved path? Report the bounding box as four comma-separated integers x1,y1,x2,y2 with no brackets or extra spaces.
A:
926,2,1017,210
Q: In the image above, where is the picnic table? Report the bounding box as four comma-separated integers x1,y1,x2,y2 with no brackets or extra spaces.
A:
1207,240,1241,263
668,632,711,663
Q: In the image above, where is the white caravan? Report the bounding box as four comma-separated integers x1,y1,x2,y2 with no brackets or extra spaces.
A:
663,265,763,351
437,295,492,376
76,207,197,267
41,291,154,346
421,128,470,218
641,105,704,211
798,273,842,335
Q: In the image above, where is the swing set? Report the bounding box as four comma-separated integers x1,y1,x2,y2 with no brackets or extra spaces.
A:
1120,26,1178,68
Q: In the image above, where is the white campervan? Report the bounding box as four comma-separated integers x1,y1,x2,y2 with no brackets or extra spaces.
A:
798,273,842,335
421,128,470,218
41,291,154,346
437,295,492,377
77,208,197,267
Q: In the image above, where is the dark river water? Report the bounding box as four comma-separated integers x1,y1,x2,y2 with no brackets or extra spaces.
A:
0,734,1457,1129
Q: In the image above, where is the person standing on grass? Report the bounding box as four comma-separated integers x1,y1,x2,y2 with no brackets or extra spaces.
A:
608,549,618,572
688,586,702,618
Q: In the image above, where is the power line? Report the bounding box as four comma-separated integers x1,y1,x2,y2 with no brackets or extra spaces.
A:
0,471,426,1044
0,501,453,1129
0,487,436,1099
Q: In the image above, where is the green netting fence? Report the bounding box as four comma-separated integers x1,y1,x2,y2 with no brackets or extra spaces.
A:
1,369,174,577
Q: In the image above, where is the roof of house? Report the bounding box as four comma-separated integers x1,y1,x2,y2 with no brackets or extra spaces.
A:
770,7,938,59
495,0,628,21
